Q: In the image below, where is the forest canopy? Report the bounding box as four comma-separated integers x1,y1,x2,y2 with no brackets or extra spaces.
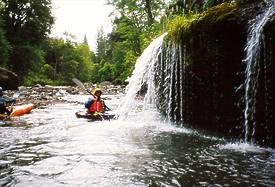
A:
0,0,235,86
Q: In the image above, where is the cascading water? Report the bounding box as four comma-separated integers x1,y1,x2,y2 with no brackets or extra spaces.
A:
117,33,167,119
154,42,184,122
117,1,275,147
117,32,186,123
243,0,275,143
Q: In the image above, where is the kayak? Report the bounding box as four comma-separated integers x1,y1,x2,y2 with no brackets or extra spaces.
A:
0,104,33,120
75,111,116,121
0,104,33,126
10,104,33,117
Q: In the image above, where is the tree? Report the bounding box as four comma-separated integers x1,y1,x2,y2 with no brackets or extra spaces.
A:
107,0,166,30
83,34,88,45
74,42,93,82
1,0,54,45
95,0,168,84
93,15,142,83
95,27,108,63
0,0,54,75
0,16,10,66
42,36,95,85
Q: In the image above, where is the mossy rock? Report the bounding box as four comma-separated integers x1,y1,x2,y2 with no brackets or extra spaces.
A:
199,3,238,25
168,3,240,43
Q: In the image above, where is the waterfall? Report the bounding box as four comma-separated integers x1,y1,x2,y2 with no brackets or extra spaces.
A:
115,1,274,146
117,33,167,119
153,42,185,123
243,1,275,143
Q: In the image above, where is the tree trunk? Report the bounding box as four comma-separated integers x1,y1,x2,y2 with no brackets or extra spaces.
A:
144,0,154,26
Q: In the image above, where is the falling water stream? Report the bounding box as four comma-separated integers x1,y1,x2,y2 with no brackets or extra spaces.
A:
243,0,275,143
0,34,274,186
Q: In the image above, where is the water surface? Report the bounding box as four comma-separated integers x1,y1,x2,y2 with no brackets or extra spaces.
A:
0,94,274,186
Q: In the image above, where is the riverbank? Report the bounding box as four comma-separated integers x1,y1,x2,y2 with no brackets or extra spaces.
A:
3,83,125,108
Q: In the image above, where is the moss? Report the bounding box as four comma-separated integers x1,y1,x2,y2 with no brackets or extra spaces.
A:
199,3,237,24
167,2,238,42
167,14,201,42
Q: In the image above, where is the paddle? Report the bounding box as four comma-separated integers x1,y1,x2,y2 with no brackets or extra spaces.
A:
72,78,112,111
72,78,95,98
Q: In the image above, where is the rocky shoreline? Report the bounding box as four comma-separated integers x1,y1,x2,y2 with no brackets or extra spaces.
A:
3,82,125,109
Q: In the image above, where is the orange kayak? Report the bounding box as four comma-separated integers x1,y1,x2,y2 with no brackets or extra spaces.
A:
10,104,33,117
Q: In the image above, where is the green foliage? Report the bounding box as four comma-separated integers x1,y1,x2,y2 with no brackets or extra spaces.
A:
96,28,108,62
0,0,54,76
1,0,54,45
11,45,45,76
107,0,166,28
168,14,200,42
93,16,142,84
42,37,95,85
166,0,205,15
22,71,55,86
74,43,93,82
0,0,172,85
2,0,238,86
90,63,101,82
117,50,136,81
95,0,170,84
98,63,115,82
41,63,55,78
0,0,242,86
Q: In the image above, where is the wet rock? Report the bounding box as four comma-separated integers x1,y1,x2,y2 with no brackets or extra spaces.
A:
4,83,125,109
98,83,125,95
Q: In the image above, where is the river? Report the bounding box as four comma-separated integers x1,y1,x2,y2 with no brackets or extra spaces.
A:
0,93,274,187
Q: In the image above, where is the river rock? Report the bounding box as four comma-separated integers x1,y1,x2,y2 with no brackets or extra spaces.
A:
0,68,19,90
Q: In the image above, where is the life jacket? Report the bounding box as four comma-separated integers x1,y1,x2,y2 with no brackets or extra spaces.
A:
88,100,104,113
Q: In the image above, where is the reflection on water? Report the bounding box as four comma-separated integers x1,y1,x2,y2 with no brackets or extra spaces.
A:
0,95,274,186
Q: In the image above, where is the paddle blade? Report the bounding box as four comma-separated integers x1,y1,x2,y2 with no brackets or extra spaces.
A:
72,78,94,96
72,78,86,90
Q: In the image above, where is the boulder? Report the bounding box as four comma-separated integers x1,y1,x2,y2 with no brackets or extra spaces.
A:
0,67,19,90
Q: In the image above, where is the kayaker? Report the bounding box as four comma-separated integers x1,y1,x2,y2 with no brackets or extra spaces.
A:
84,88,110,114
0,87,16,115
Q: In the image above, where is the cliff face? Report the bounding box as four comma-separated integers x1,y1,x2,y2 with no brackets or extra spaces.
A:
155,2,275,147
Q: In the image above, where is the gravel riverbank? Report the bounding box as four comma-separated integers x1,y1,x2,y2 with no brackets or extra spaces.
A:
3,83,125,108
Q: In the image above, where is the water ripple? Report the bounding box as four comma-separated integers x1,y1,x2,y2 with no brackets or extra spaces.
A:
0,100,274,186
